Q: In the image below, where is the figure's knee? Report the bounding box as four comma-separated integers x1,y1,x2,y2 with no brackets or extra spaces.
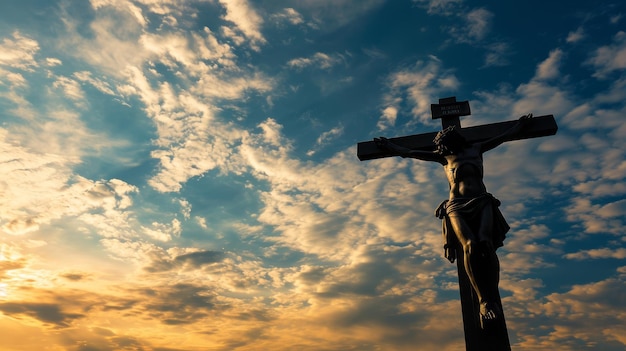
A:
463,240,495,258
462,240,475,255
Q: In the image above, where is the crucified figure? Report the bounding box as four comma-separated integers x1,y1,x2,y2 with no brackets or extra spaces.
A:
375,114,533,327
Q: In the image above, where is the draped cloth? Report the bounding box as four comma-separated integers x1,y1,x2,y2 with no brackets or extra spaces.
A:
435,193,510,253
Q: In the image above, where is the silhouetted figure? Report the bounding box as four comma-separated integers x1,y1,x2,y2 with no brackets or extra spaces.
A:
375,114,532,327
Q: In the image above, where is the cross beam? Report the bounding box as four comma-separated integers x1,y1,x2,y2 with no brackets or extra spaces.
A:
357,115,558,160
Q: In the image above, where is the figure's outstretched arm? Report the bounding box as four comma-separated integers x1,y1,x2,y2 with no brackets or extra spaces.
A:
479,114,533,152
374,137,446,164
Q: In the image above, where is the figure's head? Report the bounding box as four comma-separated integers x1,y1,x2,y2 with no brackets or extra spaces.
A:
433,125,468,155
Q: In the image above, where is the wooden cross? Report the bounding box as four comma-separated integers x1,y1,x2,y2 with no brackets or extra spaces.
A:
357,97,558,351
357,97,557,161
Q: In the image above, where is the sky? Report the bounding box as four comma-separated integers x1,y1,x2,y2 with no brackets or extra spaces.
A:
0,0,625,350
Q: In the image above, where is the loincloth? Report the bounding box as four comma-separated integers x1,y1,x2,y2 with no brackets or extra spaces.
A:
435,193,510,252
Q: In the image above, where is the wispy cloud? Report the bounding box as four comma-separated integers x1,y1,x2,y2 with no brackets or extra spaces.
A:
567,26,586,43
218,0,266,50
287,52,347,70
565,247,626,260
270,7,304,26
294,0,386,31
378,56,460,129
535,49,564,80
587,30,626,78
0,31,40,71
412,0,464,16
306,125,344,156
464,8,493,42
58,3,275,193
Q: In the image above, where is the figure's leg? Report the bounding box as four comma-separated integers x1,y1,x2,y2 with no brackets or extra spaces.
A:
477,202,501,302
448,215,484,303
475,202,502,322
449,214,501,324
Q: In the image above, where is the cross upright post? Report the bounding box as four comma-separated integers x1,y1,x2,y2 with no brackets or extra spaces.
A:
357,97,558,351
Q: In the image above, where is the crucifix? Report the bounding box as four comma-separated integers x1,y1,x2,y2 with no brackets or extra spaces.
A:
357,97,557,351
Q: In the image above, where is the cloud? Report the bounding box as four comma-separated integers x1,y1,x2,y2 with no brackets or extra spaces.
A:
121,61,271,192
0,302,84,328
0,112,139,239
59,3,149,76
134,283,225,325
567,26,586,43
90,0,150,27
566,198,624,235
217,0,266,50
610,13,623,25
270,7,304,25
306,125,344,156
0,258,26,279
2,218,39,236
565,248,626,260
482,42,512,67
535,49,564,80
145,249,226,272
378,106,399,131
141,218,181,242
413,2,508,68
287,52,347,70
52,76,86,106
59,272,89,281
464,8,493,42
54,1,275,195
378,56,460,129
587,31,626,78
175,250,226,266
239,116,446,267
139,28,238,74
597,199,626,218
415,1,493,44
573,179,626,198
0,31,40,70
529,277,626,349
412,0,464,15
293,0,386,31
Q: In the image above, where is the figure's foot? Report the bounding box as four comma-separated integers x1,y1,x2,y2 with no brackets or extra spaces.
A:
479,301,501,329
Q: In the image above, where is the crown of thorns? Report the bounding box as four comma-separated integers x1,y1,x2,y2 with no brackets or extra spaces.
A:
433,125,459,144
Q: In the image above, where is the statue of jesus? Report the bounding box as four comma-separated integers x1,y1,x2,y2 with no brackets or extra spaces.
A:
374,114,532,327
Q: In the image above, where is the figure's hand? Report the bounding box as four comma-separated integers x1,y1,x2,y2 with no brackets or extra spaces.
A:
519,113,533,121
513,113,533,132
445,247,456,263
374,137,410,157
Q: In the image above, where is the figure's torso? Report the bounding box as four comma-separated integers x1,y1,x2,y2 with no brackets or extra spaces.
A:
443,146,486,198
